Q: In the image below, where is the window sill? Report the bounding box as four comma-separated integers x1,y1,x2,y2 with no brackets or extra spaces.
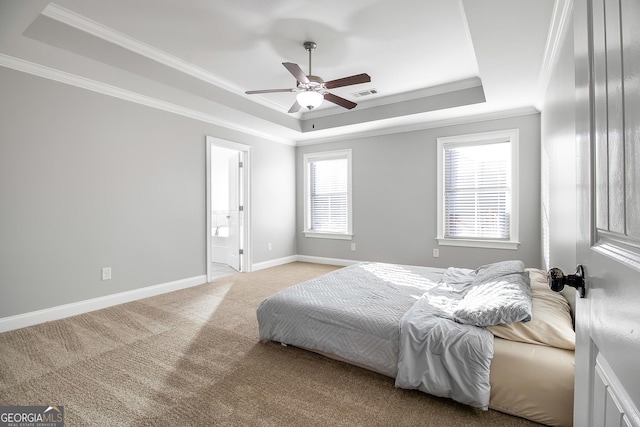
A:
304,231,353,240
437,238,520,250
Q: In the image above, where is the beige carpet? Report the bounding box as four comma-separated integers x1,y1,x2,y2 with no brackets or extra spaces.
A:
0,262,542,426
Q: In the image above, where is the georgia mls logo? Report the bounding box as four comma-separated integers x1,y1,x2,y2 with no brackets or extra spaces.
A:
0,405,64,427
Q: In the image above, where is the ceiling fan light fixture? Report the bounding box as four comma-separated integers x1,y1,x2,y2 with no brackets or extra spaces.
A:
296,90,323,110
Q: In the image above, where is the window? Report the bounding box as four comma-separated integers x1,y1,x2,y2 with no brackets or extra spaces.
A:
303,149,352,240
437,130,519,249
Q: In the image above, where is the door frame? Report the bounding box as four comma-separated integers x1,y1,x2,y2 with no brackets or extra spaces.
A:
574,0,595,424
206,135,252,281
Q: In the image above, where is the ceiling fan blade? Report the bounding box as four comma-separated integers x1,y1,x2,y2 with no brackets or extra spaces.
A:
324,73,371,89
288,101,302,113
283,62,310,84
324,92,357,110
245,88,295,94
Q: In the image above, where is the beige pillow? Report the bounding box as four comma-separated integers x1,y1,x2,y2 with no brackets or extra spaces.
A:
486,268,575,350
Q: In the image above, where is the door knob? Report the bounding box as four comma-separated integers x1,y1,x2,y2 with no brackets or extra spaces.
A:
547,265,586,298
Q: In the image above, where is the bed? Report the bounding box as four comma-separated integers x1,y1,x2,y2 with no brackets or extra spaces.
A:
257,261,575,426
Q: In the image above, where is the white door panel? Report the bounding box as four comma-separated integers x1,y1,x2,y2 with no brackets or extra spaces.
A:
574,0,640,425
227,152,240,271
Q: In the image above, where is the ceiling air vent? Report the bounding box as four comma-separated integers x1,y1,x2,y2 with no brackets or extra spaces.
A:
351,89,378,98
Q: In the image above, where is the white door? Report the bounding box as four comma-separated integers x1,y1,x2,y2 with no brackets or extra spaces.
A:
226,152,241,271
574,0,640,425
206,136,251,282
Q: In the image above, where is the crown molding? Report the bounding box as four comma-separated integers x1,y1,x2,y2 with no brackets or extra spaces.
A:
42,3,244,96
0,53,295,146
300,77,483,120
0,52,539,149
535,0,573,109
38,3,304,123
295,106,539,146
35,2,539,147
41,3,295,115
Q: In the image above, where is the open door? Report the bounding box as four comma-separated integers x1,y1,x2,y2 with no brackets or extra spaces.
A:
206,136,251,282
226,152,242,271
573,0,640,425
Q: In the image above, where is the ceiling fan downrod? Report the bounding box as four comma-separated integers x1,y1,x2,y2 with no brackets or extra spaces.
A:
304,41,317,76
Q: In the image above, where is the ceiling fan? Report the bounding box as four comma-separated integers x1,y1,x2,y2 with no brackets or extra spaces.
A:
245,41,371,113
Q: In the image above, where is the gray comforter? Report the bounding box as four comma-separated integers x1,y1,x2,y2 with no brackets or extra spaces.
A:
257,262,444,377
395,283,495,408
257,260,531,410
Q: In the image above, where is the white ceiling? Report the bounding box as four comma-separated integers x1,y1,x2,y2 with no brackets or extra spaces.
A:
0,0,558,145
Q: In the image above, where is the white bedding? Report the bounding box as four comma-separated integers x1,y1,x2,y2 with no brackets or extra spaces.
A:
257,262,575,426
258,260,532,409
257,262,444,377
395,290,494,409
396,260,530,409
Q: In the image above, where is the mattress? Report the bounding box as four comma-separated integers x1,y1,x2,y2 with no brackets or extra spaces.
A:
257,262,575,426
490,337,574,427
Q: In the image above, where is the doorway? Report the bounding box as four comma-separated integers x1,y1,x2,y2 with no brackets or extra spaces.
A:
206,136,251,282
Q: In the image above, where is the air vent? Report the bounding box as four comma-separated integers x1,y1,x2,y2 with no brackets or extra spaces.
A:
351,89,378,98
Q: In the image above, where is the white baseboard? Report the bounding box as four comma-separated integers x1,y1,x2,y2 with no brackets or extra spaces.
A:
251,255,298,271
295,255,360,266
1,256,358,333
0,275,206,333
252,255,360,271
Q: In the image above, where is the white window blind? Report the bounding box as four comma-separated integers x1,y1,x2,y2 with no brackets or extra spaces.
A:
304,150,352,239
437,129,519,250
310,158,347,232
444,142,511,239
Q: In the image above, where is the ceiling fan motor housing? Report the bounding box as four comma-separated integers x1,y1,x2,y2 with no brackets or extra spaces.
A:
297,75,325,89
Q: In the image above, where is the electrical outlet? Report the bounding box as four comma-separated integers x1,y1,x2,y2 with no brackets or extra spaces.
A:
102,267,112,280
268,243,272,251
433,248,440,258
351,243,356,251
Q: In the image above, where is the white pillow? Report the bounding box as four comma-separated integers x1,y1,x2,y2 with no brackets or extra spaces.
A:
486,268,575,350
454,271,532,326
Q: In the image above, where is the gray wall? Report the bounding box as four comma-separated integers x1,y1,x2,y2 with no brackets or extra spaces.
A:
1,37,571,320
540,17,577,273
297,114,542,269
0,68,296,318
